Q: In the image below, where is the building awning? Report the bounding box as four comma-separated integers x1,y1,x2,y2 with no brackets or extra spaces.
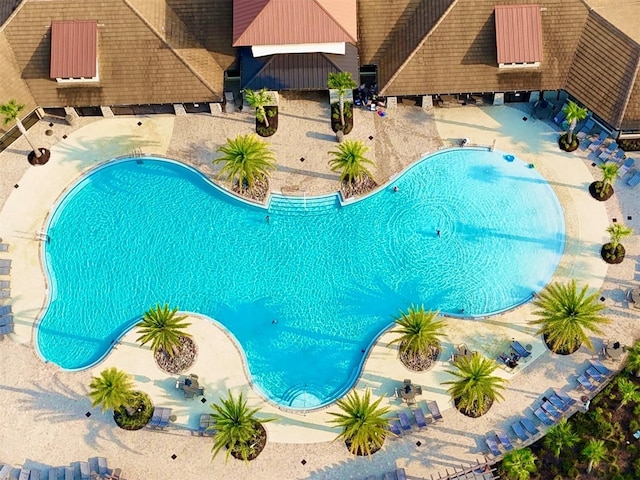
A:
495,5,542,64
240,43,359,91
50,20,98,78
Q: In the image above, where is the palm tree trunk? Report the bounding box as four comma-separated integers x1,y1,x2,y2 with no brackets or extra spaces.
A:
567,119,577,141
259,106,269,128
587,460,593,473
339,95,345,128
16,120,41,158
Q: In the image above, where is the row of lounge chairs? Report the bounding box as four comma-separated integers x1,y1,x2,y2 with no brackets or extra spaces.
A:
0,458,120,480
0,250,13,335
485,360,615,458
496,340,531,370
388,400,442,435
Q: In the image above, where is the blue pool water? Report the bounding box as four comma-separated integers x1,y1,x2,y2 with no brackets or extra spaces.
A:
37,149,565,409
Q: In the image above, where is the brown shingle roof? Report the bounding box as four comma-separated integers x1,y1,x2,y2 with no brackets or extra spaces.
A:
50,20,98,79
565,11,640,130
494,5,542,64
233,0,357,47
621,77,640,132
2,0,223,107
361,0,589,96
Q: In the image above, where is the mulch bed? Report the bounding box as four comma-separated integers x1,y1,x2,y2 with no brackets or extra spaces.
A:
331,103,353,134
256,106,278,137
113,391,154,430
28,148,51,165
601,243,626,264
398,343,440,372
230,421,268,461
453,396,494,418
232,173,270,203
543,333,581,355
589,181,614,201
345,437,384,456
154,336,197,374
340,175,378,199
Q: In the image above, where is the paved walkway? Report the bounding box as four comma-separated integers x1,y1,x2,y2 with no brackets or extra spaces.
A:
0,98,638,479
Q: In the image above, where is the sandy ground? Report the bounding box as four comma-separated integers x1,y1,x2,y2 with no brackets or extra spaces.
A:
0,96,638,479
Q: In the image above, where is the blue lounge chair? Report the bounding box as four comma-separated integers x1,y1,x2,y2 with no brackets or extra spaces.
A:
413,408,427,428
548,394,570,412
0,267,9,275
0,314,13,327
0,465,13,480
485,436,501,457
628,171,640,187
0,305,10,316
510,340,531,358
158,408,172,428
617,157,634,177
533,407,555,426
598,141,618,160
511,421,528,441
148,408,162,427
0,290,9,299
496,430,514,450
553,107,567,125
577,374,597,391
388,421,402,435
97,458,108,477
606,149,626,164
588,132,608,151
398,411,411,430
520,418,539,436
586,366,606,383
0,324,13,335
576,118,595,140
0,259,10,267
590,360,612,376
427,400,443,421
553,389,576,406
541,401,562,419
0,280,9,289
396,468,407,480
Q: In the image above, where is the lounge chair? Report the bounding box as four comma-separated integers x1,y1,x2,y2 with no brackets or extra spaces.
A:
553,389,576,406
0,244,8,252
198,413,215,436
590,360,612,376
606,149,626,164
19,469,30,480
586,366,606,383
388,421,402,436
576,118,595,140
628,171,640,187
485,436,501,457
77,462,90,480
0,290,9,299
158,407,172,428
510,340,531,358
0,314,12,327
598,141,618,160
533,407,555,426
148,408,162,427
47,469,56,480
28,470,40,480
0,305,10,315
0,267,9,275
511,421,528,441
398,411,411,430
547,394,570,412
553,107,567,125
109,468,122,480
64,467,74,480
495,430,514,450
0,324,14,335
384,473,394,480
588,132,608,151
97,457,108,476
577,374,597,391
427,400,443,421
88,458,99,478
0,280,9,289
617,157,634,177
520,418,539,436
396,468,407,480
0,259,10,267
413,407,427,428
541,401,562,419
0,465,12,480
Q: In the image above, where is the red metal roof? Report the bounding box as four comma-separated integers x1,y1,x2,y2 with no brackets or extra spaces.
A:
50,20,98,78
233,0,357,47
495,5,542,64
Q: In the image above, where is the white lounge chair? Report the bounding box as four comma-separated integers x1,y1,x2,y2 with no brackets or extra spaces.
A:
576,118,595,140
0,267,9,275
617,158,635,177
0,244,8,252
588,132,608,151
0,290,9,299
0,280,9,289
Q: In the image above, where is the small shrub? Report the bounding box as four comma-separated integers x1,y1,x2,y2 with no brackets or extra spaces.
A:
608,463,620,475
567,466,580,478
633,403,640,416
553,475,563,480
629,419,640,432
633,457,640,477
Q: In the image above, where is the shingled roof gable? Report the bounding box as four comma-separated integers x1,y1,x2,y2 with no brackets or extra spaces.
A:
2,0,221,106
379,0,588,96
565,10,640,130
233,0,356,47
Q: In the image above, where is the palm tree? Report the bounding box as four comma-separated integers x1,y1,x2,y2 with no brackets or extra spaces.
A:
501,448,537,480
328,140,375,185
563,101,588,143
529,280,610,354
210,390,275,463
606,223,633,250
625,341,640,377
328,71,357,128
544,417,579,458
0,99,42,159
327,389,391,456
616,378,640,410
214,133,276,191
88,367,135,413
244,88,273,128
136,303,191,357
388,305,446,369
582,439,607,473
592,162,619,200
443,353,506,416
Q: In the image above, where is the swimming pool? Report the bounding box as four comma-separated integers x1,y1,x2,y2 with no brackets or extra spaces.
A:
37,148,565,409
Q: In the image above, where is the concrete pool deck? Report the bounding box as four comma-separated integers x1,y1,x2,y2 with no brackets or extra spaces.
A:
0,97,638,479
